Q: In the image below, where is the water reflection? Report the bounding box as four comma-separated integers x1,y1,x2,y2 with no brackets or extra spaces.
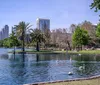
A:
0,53,100,85
72,54,100,77
72,54,100,61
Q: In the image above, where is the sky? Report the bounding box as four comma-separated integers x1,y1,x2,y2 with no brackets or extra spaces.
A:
0,0,100,33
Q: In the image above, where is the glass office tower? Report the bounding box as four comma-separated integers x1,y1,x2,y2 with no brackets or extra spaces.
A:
0,25,9,40
36,18,50,32
4,25,9,39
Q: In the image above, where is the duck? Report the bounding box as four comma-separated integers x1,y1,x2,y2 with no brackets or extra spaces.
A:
68,72,73,75
79,66,85,70
78,54,82,56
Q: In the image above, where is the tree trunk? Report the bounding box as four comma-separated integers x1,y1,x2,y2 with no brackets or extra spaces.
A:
22,38,25,52
13,46,15,55
22,30,25,52
14,46,15,54
36,54,39,62
22,53,25,62
81,45,82,50
36,42,39,51
67,41,71,51
77,45,80,51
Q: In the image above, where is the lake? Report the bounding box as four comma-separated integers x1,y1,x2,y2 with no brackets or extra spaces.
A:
0,48,100,85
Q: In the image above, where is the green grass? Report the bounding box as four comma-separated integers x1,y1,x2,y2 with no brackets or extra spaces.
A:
79,50,100,54
52,50,100,54
24,77,100,85
44,78,100,85
8,50,100,54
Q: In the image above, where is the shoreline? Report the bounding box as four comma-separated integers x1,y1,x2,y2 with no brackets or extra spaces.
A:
24,75,100,85
8,50,100,54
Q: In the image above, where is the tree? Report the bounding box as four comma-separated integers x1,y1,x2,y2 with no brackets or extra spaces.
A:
51,30,57,46
44,28,51,48
2,32,20,48
15,21,31,52
72,26,89,50
30,29,45,51
43,23,51,48
50,28,72,50
81,21,95,36
10,31,20,46
61,28,72,50
3,38,12,48
90,0,100,12
96,23,100,38
51,28,63,49
81,21,97,46
69,24,77,33
0,40,3,47
10,31,21,53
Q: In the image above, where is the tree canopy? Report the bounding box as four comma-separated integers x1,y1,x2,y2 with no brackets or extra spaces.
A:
72,26,89,49
90,0,100,12
96,23,100,38
2,32,21,48
15,21,31,52
30,29,45,51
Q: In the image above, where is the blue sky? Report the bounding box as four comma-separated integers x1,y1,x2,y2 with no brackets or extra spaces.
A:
0,0,100,32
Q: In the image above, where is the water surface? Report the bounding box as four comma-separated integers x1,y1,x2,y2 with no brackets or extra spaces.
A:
0,48,100,85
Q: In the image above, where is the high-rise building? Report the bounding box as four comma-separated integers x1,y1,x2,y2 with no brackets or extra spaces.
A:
4,25,9,38
2,28,5,39
0,31,2,40
0,25,9,40
36,18,50,32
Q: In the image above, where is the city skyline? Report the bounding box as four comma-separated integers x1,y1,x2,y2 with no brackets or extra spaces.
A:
0,0,100,33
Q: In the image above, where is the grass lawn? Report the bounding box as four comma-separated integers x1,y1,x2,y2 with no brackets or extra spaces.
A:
44,78,100,85
24,77,100,85
79,50,100,54
8,50,100,54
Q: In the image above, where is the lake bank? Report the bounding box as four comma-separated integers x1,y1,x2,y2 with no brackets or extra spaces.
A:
24,75,100,85
8,50,100,54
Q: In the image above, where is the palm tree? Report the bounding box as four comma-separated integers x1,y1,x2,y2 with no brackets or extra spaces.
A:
15,21,31,52
30,28,45,51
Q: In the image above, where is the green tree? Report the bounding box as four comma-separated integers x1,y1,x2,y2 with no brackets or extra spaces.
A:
0,40,3,47
90,0,100,12
92,23,100,47
10,31,20,46
72,26,89,50
96,23,100,39
10,31,21,53
3,32,20,48
81,21,97,47
15,21,31,52
30,29,45,51
3,38,11,48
